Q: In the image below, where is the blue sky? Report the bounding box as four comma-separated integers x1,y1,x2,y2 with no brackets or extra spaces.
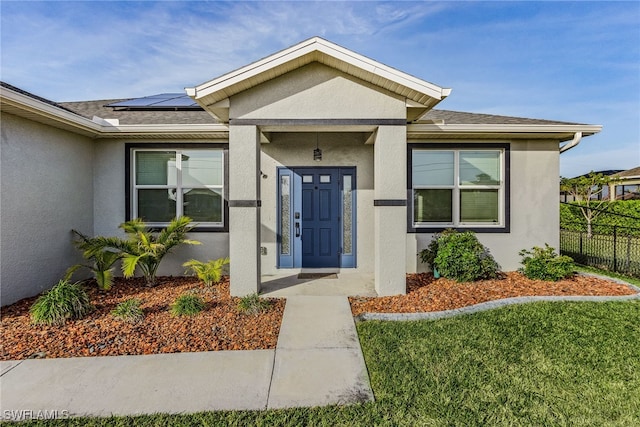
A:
1,1,638,177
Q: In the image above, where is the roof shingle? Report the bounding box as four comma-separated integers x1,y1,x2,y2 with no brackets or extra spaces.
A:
613,166,640,178
58,99,217,125
58,99,584,127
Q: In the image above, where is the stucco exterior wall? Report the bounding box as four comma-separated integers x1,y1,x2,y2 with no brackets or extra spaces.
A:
230,62,406,120
260,132,374,274
374,126,408,295
1,113,94,305
407,139,561,273
229,62,407,290
92,139,230,277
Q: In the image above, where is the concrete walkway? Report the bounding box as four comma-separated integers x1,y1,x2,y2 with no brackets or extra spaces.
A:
268,296,373,408
0,296,373,420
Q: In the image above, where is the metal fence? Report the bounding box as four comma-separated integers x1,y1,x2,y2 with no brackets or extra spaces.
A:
560,223,640,278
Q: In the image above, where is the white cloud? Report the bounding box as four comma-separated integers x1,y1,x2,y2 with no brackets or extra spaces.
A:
1,1,458,100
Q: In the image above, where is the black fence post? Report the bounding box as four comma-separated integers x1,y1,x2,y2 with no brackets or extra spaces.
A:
579,231,583,257
626,232,632,272
613,225,618,273
560,217,640,278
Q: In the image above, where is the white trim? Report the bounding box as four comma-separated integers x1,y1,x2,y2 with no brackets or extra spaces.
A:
2,84,602,141
559,131,582,153
0,85,102,136
408,123,602,135
131,148,225,227
412,148,505,228
187,37,451,109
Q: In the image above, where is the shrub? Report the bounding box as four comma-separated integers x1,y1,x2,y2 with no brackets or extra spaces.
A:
30,280,93,326
183,257,230,286
111,298,144,323
170,293,205,317
120,217,201,287
419,229,500,282
519,244,575,281
418,229,454,269
237,293,272,315
66,230,123,291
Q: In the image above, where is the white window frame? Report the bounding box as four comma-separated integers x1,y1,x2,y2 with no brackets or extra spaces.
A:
412,148,505,228
131,148,225,227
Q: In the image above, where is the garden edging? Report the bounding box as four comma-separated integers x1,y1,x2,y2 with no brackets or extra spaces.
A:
355,273,640,322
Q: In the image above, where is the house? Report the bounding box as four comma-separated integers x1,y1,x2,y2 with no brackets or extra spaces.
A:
609,167,640,200
559,169,622,202
0,37,602,306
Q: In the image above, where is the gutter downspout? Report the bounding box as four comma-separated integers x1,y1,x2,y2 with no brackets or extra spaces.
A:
559,131,582,153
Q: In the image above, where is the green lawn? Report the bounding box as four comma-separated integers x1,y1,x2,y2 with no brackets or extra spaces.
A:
575,264,640,287
13,301,640,426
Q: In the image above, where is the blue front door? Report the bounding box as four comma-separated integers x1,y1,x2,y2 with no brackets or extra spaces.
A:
301,168,340,268
277,167,356,269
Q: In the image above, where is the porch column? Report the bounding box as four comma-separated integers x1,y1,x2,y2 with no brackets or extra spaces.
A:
228,125,261,296
374,125,407,295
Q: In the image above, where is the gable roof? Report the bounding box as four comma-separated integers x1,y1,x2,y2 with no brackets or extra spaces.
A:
186,37,451,122
57,99,585,127
2,82,601,144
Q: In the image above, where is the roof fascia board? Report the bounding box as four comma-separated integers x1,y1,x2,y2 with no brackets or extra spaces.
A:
1,86,230,139
408,123,602,135
101,123,229,135
313,42,446,99
1,86,102,135
192,41,320,99
190,37,450,103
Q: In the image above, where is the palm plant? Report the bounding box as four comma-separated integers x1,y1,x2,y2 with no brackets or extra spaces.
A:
119,217,201,287
183,257,230,286
66,231,124,291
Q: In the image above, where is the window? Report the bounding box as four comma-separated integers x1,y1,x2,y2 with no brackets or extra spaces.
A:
129,146,226,229
615,184,640,200
409,144,509,232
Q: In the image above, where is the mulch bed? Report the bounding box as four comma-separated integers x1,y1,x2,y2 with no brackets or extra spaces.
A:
3,272,636,361
0,276,284,361
349,272,638,316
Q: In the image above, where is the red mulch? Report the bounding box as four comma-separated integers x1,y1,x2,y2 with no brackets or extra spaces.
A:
0,277,284,361
349,272,638,316
3,272,636,361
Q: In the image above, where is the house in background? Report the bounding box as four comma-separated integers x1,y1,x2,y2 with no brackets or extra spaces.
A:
0,37,602,306
609,167,640,200
559,169,623,203
559,167,640,202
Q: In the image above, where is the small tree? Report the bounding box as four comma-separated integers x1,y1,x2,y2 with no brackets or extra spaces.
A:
560,171,618,237
119,217,201,286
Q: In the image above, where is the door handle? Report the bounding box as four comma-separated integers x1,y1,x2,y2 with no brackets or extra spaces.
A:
295,222,300,237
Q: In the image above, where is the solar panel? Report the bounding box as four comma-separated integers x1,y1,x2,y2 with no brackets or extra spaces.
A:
106,93,201,109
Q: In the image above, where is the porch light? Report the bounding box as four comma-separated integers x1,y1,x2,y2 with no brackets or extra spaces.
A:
314,133,322,161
